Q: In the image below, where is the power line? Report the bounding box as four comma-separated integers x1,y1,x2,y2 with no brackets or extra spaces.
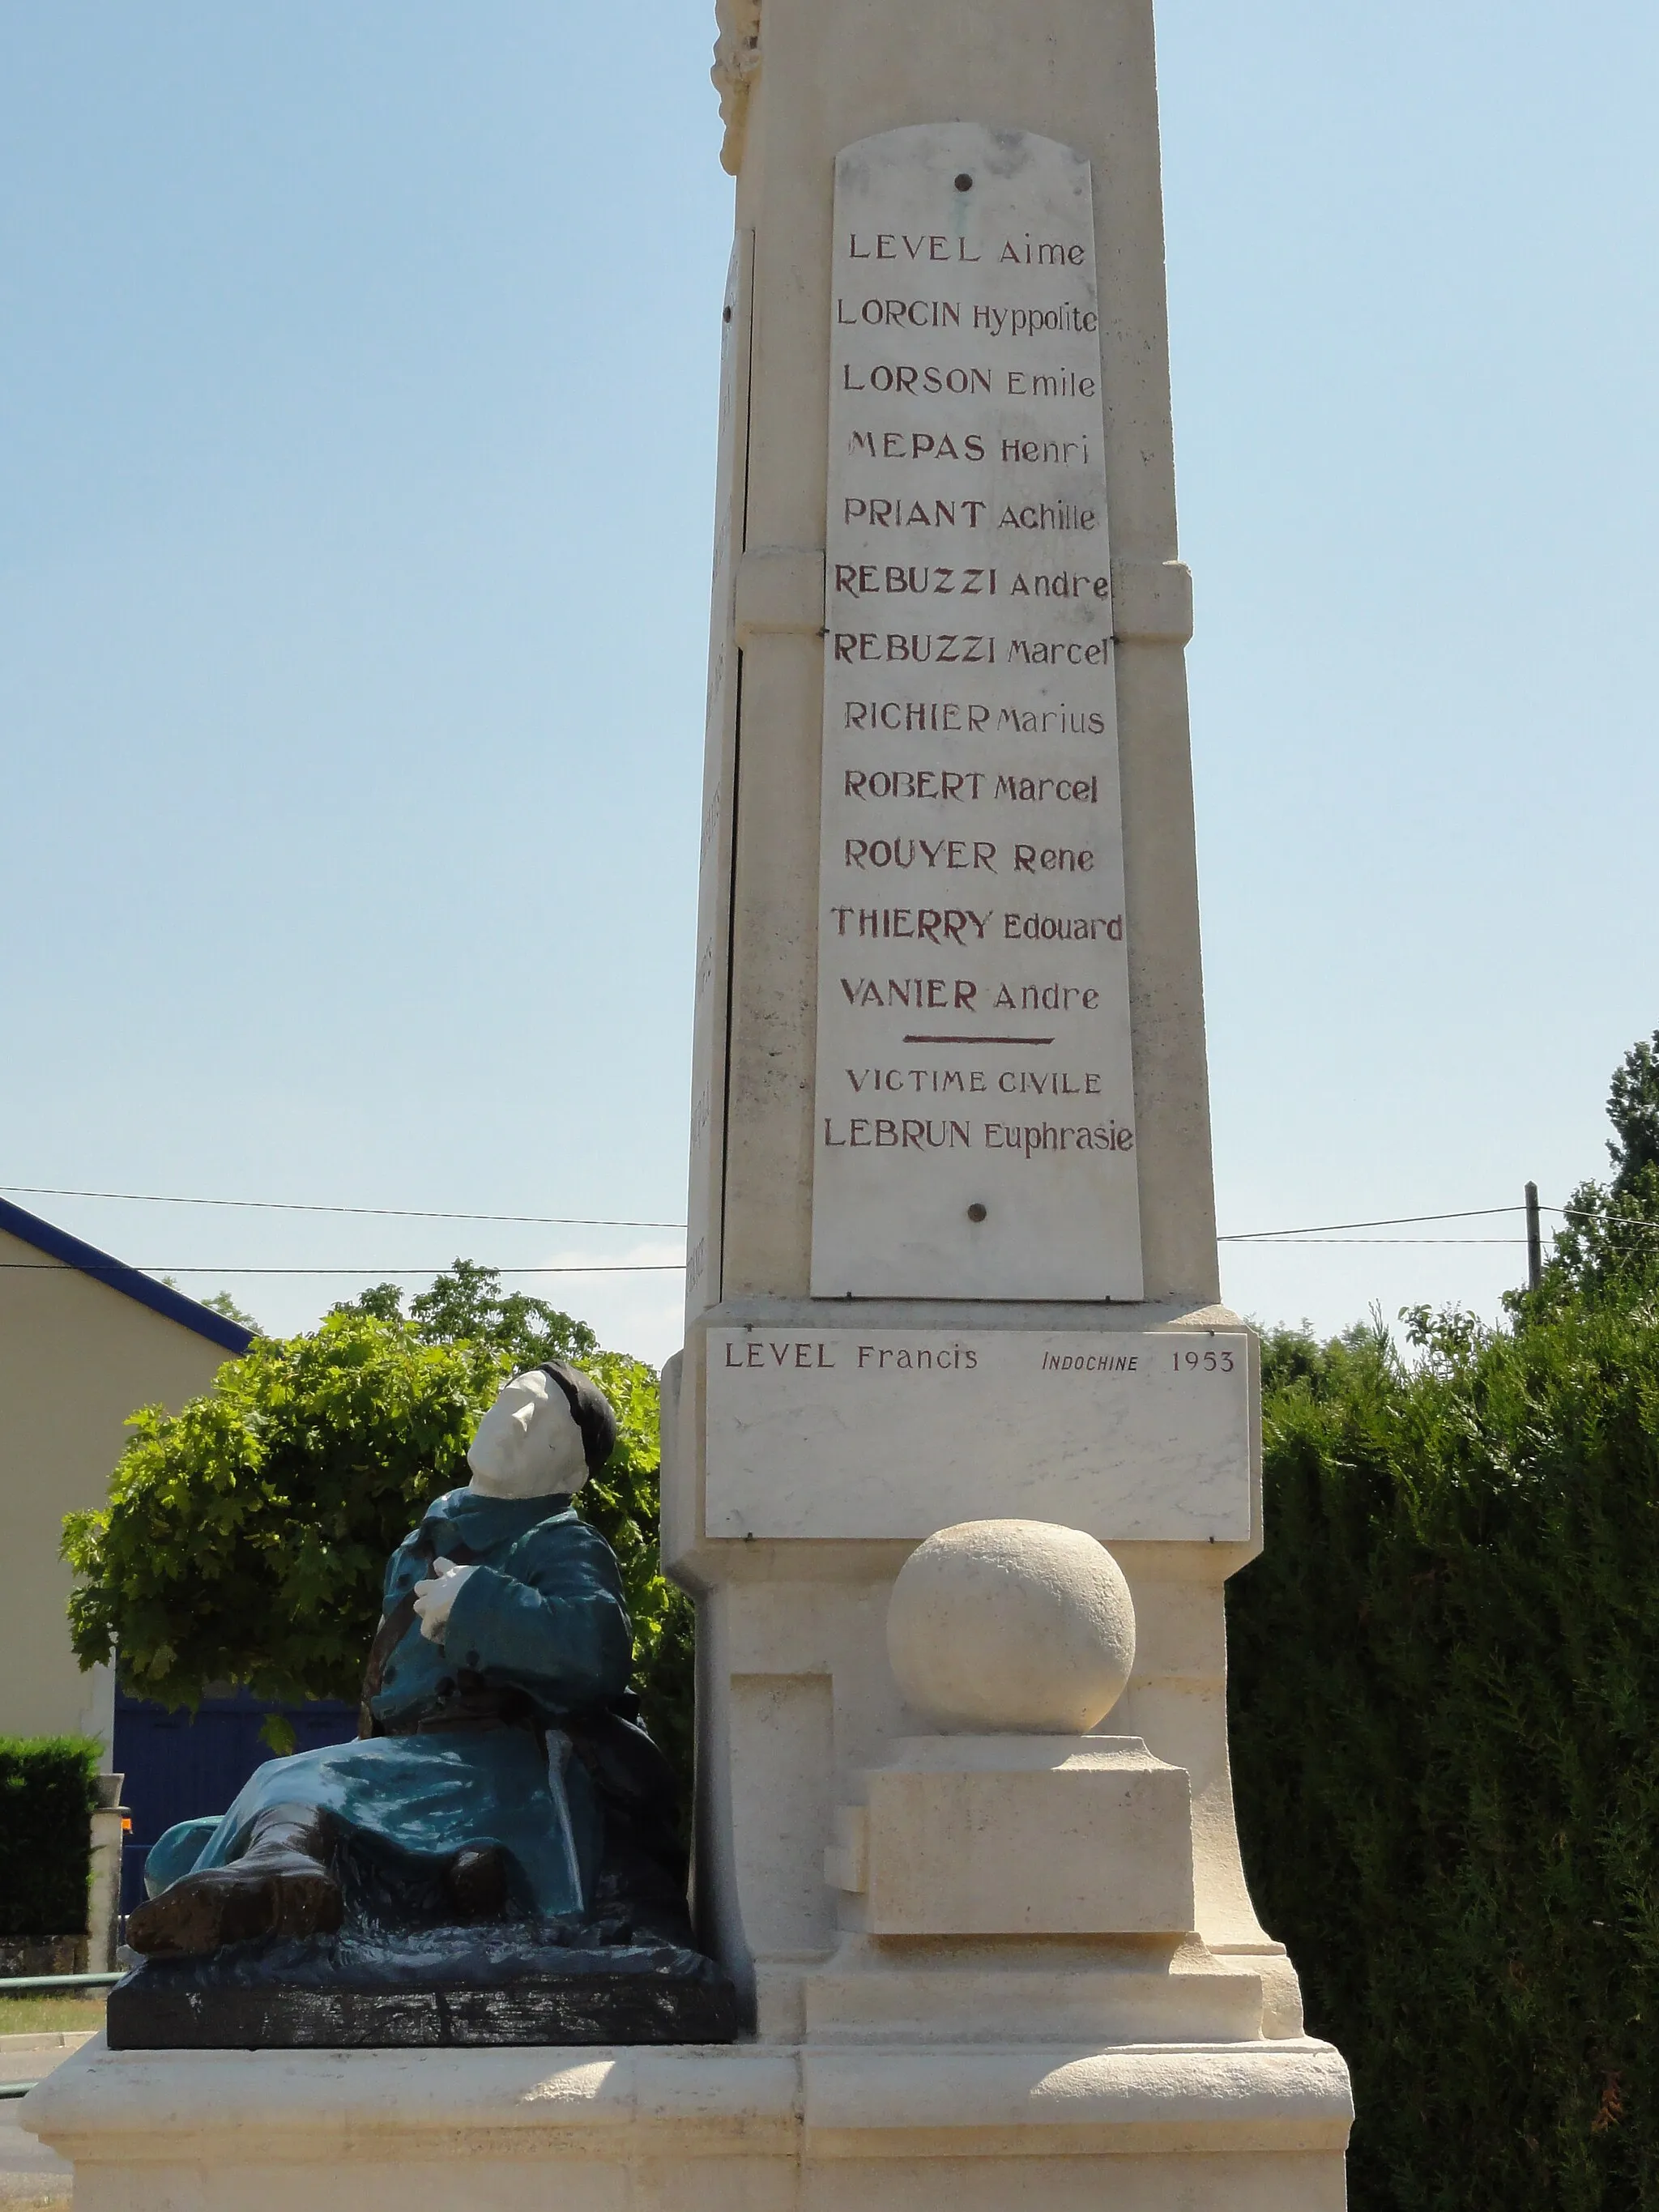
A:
0,1263,687,1276
0,1185,687,1232
0,1184,1540,1241
7,1182,1656,1252
1226,1204,1659,1244
1220,1205,1521,1241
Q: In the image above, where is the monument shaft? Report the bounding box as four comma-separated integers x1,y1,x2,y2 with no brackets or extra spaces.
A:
666,0,1354,2164
691,0,1217,1314
668,8,1339,2147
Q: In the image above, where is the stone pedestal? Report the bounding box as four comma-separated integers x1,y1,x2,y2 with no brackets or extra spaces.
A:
663,1339,1308,2046
28,1613,1350,2204
27,2032,1350,2211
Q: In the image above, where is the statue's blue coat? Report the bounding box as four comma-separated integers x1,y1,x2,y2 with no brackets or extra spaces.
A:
144,1489,633,1916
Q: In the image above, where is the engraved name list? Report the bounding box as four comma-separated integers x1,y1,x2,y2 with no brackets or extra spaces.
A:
811,123,1142,1300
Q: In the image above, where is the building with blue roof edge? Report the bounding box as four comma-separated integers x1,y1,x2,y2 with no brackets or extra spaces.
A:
0,1194,255,1763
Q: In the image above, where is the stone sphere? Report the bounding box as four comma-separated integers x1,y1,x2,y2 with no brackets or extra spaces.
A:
886,1518,1136,1734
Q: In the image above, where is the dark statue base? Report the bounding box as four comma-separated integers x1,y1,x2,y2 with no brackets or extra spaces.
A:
108,1920,739,2049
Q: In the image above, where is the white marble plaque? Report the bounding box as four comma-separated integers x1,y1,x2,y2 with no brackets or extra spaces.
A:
705,1329,1249,1541
811,123,1141,1302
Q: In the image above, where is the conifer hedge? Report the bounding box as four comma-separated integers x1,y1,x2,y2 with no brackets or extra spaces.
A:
0,1737,101,1939
1228,1294,1659,2211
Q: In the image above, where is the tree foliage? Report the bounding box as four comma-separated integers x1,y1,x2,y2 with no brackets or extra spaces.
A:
63,1265,692,1779
1230,1041,1659,2211
160,1280,262,1332
344,1259,599,1370
1527,1029,1659,1302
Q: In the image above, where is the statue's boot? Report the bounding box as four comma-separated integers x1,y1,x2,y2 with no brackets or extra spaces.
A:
126,1803,344,1958
445,1843,510,1920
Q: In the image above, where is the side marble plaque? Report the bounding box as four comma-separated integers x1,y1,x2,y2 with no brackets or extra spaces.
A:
705,1329,1250,1542
812,122,1141,1301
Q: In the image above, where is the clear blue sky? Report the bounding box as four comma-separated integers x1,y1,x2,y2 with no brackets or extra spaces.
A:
2,2,1654,1366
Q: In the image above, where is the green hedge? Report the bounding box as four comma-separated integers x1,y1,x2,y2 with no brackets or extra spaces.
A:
0,1737,101,1938
1227,1298,1659,2211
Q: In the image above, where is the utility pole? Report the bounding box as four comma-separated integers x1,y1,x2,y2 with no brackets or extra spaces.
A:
1525,1180,1542,1291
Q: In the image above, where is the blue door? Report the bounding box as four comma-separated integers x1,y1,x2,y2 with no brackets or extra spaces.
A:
114,1687,359,1913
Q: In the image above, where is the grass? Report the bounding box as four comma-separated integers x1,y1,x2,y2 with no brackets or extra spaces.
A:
0,1993,107,2037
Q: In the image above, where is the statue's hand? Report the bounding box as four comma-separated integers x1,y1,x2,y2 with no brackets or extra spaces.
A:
412,1557,477,1644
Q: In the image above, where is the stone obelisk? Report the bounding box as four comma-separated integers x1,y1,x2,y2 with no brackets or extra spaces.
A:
663,0,1353,2197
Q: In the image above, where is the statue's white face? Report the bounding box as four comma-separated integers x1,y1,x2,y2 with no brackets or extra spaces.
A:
466,1370,588,1500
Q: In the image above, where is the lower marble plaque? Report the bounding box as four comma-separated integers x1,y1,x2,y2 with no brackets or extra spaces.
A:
704,1328,1251,1541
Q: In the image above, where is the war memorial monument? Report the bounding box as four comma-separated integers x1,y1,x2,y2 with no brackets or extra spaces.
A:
28,0,1354,2201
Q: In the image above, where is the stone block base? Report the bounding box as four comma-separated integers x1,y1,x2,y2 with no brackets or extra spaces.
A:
107,1929,736,2049
26,2034,1350,2211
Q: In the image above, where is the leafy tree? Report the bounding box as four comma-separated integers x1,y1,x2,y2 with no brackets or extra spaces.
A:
159,1280,263,1332
340,1259,598,1370
1530,1031,1659,1299
64,1265,692,1778
1608,1032,1659,1186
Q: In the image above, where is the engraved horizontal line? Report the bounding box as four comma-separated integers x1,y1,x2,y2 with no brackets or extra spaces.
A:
900,1033,1056,1045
